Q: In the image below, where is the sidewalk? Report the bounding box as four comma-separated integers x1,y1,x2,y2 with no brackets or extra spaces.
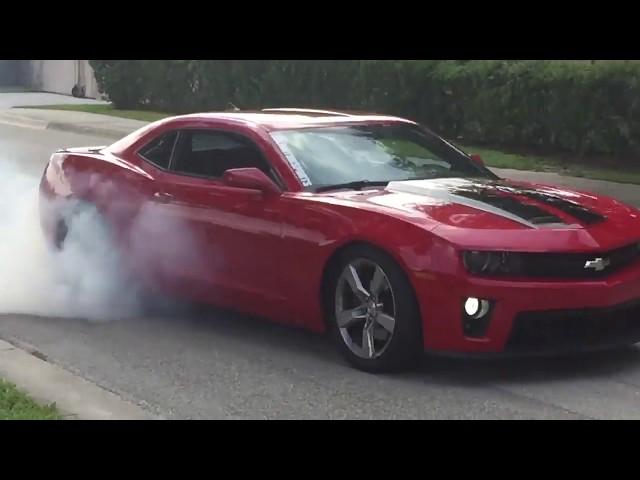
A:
0,337,153,419
3,105,640,206
0,90,107,109
0,107,146,138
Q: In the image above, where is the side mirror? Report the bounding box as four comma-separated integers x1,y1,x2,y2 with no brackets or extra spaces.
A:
221,168,281,195
470,154,485,166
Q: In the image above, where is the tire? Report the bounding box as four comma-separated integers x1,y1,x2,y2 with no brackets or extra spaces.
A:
51,199,101,251
71,84,85,98
54,201,173,312
325,245,424,373
53,217,69,250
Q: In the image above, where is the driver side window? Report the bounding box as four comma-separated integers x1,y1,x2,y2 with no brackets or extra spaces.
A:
170,129,274,180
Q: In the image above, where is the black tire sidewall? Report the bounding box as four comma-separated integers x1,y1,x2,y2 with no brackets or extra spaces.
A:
325,245,424,373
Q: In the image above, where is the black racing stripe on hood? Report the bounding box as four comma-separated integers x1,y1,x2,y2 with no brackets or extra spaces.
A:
452,187,566,226
450,181,606,226
515,190,606,225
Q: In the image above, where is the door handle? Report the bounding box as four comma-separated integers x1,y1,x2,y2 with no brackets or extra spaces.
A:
153,192,173,204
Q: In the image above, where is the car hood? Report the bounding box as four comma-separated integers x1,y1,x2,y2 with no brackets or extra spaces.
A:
322,177,640,252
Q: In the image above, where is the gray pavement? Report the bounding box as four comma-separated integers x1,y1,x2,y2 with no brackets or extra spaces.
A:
3,103,640,419
0,90,107,109
0,338,152,420
0,108,147,139
0,92,145,139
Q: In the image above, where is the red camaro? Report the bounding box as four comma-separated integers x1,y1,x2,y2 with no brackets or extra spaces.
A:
39,108,640,372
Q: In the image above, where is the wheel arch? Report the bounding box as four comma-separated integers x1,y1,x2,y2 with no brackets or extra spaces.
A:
318,239,424,333
40,151,147,249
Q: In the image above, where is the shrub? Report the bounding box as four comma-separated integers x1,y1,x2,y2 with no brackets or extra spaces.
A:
89,60,640,157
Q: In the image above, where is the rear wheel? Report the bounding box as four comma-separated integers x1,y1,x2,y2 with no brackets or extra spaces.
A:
326,245,423,373
53,218,69,250
50,199,101,251
46,199,153,316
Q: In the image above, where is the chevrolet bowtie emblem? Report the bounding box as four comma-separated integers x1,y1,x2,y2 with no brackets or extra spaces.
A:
584,257,611,271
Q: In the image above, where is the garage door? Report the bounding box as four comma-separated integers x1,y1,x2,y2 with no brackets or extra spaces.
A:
0,60,21,86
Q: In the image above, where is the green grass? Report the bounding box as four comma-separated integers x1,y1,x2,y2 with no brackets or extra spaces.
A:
464,145,640,186
17,103,640,185
0,379,60,420
381,138,640,185
16,103,170,122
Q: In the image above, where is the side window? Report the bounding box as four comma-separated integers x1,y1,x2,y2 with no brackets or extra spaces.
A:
171,130,273,179
138,131,178,169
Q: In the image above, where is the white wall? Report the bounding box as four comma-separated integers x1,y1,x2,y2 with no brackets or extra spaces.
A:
27,60,101,99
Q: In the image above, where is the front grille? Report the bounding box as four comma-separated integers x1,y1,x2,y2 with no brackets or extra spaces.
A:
513,242,640,279
506,300,640,353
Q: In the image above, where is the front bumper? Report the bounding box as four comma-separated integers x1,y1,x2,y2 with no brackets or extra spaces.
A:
413,260,640,354
504,299,640,355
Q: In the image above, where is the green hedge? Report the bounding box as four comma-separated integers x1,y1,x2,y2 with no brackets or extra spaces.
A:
90,60,640,157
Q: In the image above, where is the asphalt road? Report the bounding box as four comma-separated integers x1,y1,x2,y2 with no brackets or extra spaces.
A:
3,123,640,419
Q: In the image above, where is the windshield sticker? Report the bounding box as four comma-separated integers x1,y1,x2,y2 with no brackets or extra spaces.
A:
271,136,313,187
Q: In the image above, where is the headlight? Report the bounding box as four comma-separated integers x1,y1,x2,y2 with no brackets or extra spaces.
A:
462,251,523,276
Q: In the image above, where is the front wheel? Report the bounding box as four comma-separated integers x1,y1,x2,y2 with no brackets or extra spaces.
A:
326,245,424,373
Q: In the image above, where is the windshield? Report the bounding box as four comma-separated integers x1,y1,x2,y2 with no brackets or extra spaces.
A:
270,123,496,190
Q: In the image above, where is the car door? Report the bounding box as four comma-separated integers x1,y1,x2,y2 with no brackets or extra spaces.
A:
149,127,288,316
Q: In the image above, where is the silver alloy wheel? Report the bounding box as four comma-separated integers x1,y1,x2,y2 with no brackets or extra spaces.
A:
335,258,396,359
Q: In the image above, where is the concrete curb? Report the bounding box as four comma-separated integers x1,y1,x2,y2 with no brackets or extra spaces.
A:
0,338,154,420
0,112,49,130
47,121,135,139
0,111,139,139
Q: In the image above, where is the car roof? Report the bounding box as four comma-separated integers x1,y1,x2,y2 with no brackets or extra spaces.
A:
106,108,421,157
167,108,416,131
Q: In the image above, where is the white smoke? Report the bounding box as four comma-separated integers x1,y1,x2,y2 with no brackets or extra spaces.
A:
0,160,198,321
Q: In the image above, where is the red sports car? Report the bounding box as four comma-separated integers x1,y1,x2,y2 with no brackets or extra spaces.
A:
39,108,640,372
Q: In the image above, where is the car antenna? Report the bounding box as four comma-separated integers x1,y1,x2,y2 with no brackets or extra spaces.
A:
227,102,240,112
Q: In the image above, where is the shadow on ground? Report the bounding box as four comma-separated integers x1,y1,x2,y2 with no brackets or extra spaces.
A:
144,300,640,385
7,296,640,389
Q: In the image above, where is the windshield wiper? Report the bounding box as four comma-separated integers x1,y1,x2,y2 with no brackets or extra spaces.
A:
315,180,390,193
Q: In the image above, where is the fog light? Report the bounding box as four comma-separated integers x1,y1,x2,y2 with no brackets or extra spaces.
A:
464,297,490,319
462,297,493,338
464,297,480,316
